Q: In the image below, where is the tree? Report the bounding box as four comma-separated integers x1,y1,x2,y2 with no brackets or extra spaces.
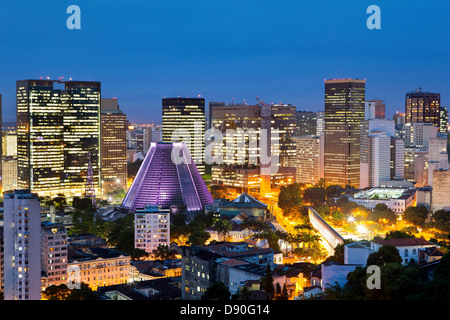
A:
366,245,402,266
402,206,429,228
213,219,232,242
152,244,177,260
336,197,357,215
324,239,355,264
72,197,96,213
66,283,99,300
384,230,414,240
53,194,67,211
210,185,228,199
302,187,326,206
187,229,210,246
260,263,275,300
201,282,231,301
278,183,303,216
42,284,71,300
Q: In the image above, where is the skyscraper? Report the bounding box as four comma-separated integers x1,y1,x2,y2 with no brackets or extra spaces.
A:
295,111,317,137
100,98,127,194
324,79,366,187
3,190,42,300
440,106,449,133
16,79,100,197
405,89,441,130
209,102,297,193
162,97,206,175
290,135,323,185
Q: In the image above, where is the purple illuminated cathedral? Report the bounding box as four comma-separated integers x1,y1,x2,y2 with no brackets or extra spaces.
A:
120,142,213,213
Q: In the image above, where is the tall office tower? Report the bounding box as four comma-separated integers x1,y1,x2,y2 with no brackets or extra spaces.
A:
359,112,405,188
134,205,170,254
315,111,325,136
41,222,68,288
427,136,449,186
162,98,206,175
295,111,317,137
208,101,225,131
3,190,41,300
100,98,127,194
440,106,449,133
390,137,405,180
16,79,100,197
324,79,366,187
405,89,440,129
365,100,385,120
290,136,323,185
209,102,296,194
367,132,392,187
120,142,213,214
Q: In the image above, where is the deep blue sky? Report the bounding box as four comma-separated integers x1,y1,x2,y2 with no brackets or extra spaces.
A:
0,0,449,123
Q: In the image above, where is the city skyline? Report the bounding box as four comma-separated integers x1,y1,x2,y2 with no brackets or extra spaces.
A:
0,1,450,122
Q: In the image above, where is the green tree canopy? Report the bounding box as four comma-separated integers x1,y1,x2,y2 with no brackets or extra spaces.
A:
201,282,231,301
402,206,429,228
366,245,402,266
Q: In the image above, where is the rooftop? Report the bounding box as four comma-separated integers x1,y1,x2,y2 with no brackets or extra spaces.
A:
371,238,435,247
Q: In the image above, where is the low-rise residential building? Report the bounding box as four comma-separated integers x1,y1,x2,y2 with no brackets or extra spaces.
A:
345,238,440,266
67,247,130,290
181,241,274,300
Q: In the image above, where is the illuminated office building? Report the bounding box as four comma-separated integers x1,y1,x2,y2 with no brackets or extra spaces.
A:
209,102,297,193
101,98,127,194
296,111,317,137
440,106,449,133
324,79,365,187
16,79,100,197
162,97,205,175
290,135,323,185
405,89,441,131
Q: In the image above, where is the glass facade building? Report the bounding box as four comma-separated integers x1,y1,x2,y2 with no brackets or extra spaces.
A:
162,97,206,175
324,79,365,187
405,89,441,131
16,79,100,197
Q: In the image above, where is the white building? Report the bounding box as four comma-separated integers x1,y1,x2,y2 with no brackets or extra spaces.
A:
432,169,450,212
134,205,170,254
403,122,438,149
3,190,42,300
345,238,439,266
346,187,416,213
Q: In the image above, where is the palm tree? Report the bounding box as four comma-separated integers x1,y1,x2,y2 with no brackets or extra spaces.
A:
213,219,233,242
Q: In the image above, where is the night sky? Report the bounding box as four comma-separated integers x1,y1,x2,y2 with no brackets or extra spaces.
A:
0,0,449,123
